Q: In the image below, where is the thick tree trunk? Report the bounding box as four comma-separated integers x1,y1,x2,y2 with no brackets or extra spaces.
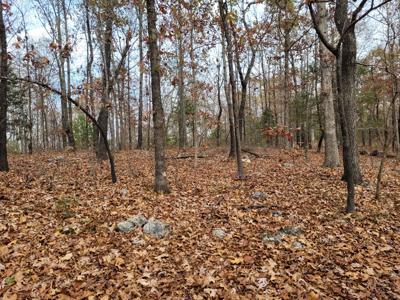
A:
146,0,170,193
0,3,8,171
318,2,340,167
337,31,362,186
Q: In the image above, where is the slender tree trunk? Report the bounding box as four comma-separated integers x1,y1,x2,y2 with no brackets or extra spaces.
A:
61,0,75,149
221,30,235,157
216,64,222,146
219,0,245,179
85,0,94,149
137,2,144,149
55,1,69,149
95,6,113,161
0,3,8,171
177,2,186,149
146,0,170,193
189,14,199,167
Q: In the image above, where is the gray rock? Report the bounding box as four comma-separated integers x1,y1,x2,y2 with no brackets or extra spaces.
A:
143,218,170,238
262,231,284,243
116,221,135,233
251,191,267,200
283,162,294,168
131,237,146,246
279,226,303,236
127,214,148,227
120,188,129,197
212,228,227,239
292,241,306,249
262,226,304,243
271,211,283,217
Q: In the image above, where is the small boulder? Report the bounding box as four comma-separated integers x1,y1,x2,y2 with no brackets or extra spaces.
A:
262,231,284,243
251,191,267,200
127,214,148,227
116,221,135,233
131,237,146,246
212,228,227,239
279,226,303,236
283,162,294,168
271,211,283,217
143,218,170,238
120,188,129,197
292,240,306,249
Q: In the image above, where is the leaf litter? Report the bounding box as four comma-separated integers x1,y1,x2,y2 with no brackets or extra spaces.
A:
0,148,399,299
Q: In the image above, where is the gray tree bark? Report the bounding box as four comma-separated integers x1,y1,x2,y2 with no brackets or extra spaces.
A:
146,0,170,193
317,2,340,167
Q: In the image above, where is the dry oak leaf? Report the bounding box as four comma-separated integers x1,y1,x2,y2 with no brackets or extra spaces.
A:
60,252,73,261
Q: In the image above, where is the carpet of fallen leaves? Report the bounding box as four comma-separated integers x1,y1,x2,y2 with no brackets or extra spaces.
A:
0,147,399,300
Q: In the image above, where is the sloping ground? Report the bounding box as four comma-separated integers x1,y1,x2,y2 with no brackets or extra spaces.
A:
0,148,399,299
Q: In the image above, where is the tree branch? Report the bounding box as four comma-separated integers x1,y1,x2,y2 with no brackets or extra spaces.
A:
3,76,118,183
308,3,338,56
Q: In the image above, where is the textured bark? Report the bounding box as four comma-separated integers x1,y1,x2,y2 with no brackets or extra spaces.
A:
85,0,94,148
220,33,235,157
216,64,222,146
317,2,340,167
146,0,170,193
0,3,8,171
177,1,186,149
219,0,245,179
335,6,362,187
95,5,113,161
61,0,75,149
137,2,144,149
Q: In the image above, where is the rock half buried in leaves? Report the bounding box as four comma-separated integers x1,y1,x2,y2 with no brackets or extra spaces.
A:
292,240,306,249
251,191,267,200
116,221,135,233
262,231,285,243
271,210,283,217
143,218,170,238
279,226,303,236
262,226,304,244
212,228,227,239
127,214,148,227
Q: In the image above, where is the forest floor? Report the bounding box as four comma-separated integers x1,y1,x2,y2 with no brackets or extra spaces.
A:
0,148,399,299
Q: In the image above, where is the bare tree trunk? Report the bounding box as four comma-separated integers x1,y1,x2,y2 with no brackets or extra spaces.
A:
318,2,340,167
189,12,199,167
221,28,235,157
95,5,113,161
0,3,8,171
55,1,69,149
177,1,186,149
146,0,170,193
137,2,144,149
216,63,222,146
61,0,75,149
219,0,245,179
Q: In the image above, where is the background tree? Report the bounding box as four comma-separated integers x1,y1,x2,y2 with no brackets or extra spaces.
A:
0,1,8,171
